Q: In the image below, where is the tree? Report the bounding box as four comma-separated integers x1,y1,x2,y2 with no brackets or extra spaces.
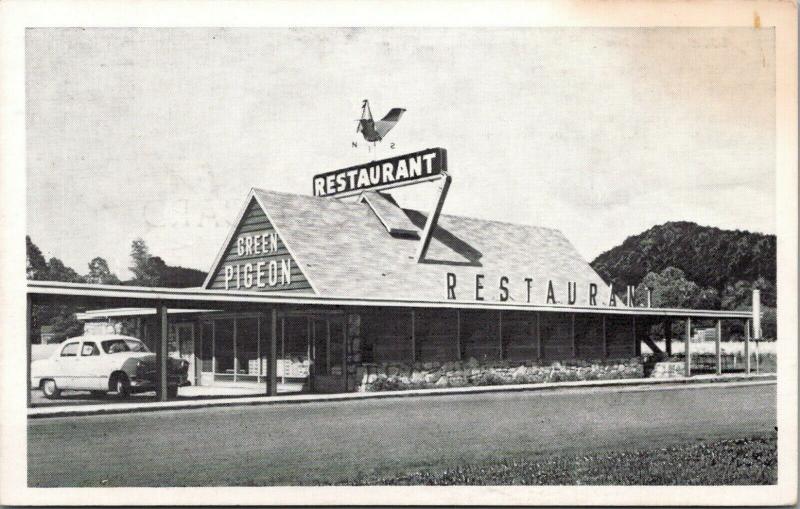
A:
635,267,699,309
129,238,161,286
44,257,84,283
86,257,121,285
126,238,206,287
692,287,721,310
25,237,86,343
26,236,48,280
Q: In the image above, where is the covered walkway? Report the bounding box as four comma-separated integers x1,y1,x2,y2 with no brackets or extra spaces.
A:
27,280,758,405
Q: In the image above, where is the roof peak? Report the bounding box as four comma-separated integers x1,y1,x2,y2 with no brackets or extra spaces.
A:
252,187,559,233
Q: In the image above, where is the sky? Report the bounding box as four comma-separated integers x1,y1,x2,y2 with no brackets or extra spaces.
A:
26,27,776,279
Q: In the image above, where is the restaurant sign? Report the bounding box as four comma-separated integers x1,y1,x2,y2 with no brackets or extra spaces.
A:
205,198,313,293
313,147,447,198
445,273,628,307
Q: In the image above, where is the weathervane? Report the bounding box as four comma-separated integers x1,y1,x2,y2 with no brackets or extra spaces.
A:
356,99,405,144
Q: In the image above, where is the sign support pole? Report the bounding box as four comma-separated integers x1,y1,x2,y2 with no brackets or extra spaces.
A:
744,318,751,374
27,294,32,408
715,319,722,375
685,317,692,377
156,303,169,401
415,173,451,263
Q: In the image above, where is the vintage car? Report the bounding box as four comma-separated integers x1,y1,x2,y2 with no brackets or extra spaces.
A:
31,334,189,399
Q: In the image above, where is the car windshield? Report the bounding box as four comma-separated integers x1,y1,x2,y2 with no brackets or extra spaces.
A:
101,339,149,354
125,339,149,352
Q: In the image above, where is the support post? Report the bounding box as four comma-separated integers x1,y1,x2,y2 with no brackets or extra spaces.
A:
715,319,722,375
26,294,32,408
455,310,461,360
646,288,652,308
571,314,576,358
536,312,542,360
415,174,452,262
156,303,169,401
752,289,761,341
602,315,608,359
269,308,278,396
685,317,692,377
326,320,331,373
498,311,504,359
410,309,416,363
307,317,312,391
281,317,285,384
665,319,672,356
232,318,238,383
752,289,761,375
745,319,751,374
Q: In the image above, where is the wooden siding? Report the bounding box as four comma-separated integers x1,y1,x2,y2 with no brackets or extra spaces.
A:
207,198,313,293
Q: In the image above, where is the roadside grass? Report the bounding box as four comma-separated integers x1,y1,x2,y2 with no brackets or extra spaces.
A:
341,434,777,486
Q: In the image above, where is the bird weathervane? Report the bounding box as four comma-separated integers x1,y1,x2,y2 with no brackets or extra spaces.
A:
356,99,406,145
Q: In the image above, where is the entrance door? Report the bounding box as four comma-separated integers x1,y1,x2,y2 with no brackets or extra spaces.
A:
311,317,346,393
172,323,196,385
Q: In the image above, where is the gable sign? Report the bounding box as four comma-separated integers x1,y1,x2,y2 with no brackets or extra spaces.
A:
313,147,447,198
206,198,313,293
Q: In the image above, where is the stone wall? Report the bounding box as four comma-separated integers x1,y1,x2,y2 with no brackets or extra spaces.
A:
356,357,644,392
649,361,686,378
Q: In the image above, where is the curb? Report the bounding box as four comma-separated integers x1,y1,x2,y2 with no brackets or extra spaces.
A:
28,373,776,419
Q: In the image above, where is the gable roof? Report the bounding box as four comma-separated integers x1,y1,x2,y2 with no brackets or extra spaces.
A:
243,188,618,306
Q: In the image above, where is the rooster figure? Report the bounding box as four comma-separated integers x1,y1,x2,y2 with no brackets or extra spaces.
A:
356,99,406,143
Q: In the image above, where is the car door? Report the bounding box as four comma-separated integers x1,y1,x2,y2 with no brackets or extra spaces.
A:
54,341,80,389
79,341,105,390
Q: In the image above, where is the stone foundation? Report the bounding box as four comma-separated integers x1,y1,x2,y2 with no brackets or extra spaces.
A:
649,361,687,378
356,357,644,392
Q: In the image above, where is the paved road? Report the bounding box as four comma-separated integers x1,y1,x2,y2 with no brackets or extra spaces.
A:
28,382,776,486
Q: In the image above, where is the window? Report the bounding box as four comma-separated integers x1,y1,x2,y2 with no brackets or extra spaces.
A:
236,317,260,381
81,342,100,356
214,319,235,379
60,343,79,357
102,339,131,354
124,339,149,352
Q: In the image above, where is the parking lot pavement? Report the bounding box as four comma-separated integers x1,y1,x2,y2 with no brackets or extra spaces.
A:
28,381,776,487
29,383,304,407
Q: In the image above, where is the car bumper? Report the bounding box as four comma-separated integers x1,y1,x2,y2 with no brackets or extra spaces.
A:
131,375,190,390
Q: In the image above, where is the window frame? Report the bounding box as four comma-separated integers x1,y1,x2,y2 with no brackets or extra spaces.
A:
60,342,79,357
81,341,100,357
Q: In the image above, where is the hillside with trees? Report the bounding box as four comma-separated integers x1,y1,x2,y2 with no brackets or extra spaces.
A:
590,222,777,338
26,236,207,343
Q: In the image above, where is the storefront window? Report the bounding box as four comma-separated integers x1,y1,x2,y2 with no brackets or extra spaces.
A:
361,310,411,363
236,317,260,381
502,311,537,361
214,319,235,381
200,321,213,372
416,309,458,362
281,317,310,380
329,319,344,376
460,310,500,361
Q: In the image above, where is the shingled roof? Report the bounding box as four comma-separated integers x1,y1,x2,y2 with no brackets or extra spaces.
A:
237,188,616,306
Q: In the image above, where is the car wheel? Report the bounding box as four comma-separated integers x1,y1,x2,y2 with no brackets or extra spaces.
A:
41,379,61,399
166,386,179,399
112,374,131,399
